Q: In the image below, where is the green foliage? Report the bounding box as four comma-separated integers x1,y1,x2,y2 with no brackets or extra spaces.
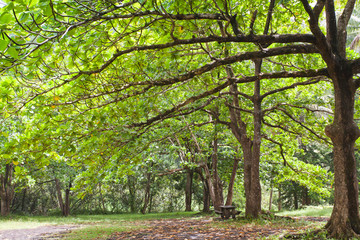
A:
0,0,357,227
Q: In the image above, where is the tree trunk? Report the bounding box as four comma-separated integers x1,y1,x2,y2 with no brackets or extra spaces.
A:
211,136,224,210
201,163,217,209
0,164,14,216
226,60,263,219
185,169,193,211
99,183,106,212
293,183,299,210
64,180,71,216
247,58,263,218
127,176,136,213
142,171,152,214
325,63,360,238
55,178,65,216
21,188,27,212
55,178,71,217
149,192,153,213
278,187,282,212
64,188,70,216
269,186,273,212
301,187,310,206
203,180,211,213
225,157,240,205
196,168,210,213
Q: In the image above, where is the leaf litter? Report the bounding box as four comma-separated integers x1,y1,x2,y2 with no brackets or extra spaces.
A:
107,216,328,240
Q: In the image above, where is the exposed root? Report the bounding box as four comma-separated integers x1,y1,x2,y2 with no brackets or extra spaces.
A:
326,220,360,239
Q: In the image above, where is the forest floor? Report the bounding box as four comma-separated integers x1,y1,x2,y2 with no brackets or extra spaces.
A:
106,216,329,240
0,215,329,240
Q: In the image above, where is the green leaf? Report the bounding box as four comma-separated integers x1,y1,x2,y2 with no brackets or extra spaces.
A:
0,13,12,24
0,39,7,52
14,165,22,173
7,47,19,59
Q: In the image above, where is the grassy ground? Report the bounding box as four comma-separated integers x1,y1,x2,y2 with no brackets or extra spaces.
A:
278,205,332,217
0,207,332,239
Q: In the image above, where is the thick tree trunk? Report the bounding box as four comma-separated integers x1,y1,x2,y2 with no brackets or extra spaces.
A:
243,142,261,218
301,187,310,206
225,157,240,205
185,169,193,211
325,65,360,238
242,59,262,218
203,180,211,213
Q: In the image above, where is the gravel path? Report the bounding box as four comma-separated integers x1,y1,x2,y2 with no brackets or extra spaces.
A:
0,225,80,240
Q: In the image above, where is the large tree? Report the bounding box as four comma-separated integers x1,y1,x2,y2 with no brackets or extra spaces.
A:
1,0,360,237
298,0,360,237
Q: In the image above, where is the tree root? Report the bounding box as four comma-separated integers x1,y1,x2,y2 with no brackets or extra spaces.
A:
326,220,360,239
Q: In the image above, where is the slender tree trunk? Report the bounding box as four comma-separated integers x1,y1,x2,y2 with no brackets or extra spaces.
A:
225,157,240,205
21,188,27,212
278,187,282,212
149,192,153,213
54,178,65,216
127,176,136,213
185,169,193,211
293,182,299,210
99,183,106,212
64,181,71,217
196,168,210,213
0,164,14,216
325,65,360,237
269,185,273,212
201,163,217,209
142,170,152,214
212,135,224,210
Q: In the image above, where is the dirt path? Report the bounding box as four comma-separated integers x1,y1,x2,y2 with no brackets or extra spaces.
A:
0,225,80,240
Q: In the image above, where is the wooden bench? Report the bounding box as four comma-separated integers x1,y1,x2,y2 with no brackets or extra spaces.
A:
215,205,241,219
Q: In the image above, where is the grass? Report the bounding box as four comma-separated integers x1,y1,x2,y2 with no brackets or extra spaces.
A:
62,224,145,240
278,205,332,217
0,211,195,224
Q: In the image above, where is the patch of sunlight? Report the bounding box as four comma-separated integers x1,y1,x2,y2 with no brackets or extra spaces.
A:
278,205,333,217
0,221,51,230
